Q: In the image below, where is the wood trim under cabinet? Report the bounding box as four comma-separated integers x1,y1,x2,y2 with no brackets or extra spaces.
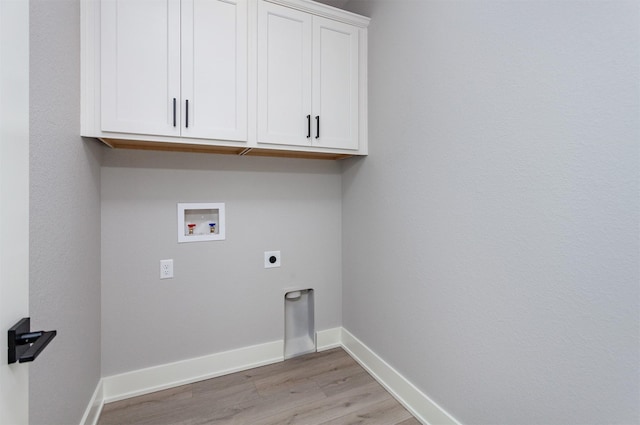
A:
100,138,246,155
99,138,353,160
243,147,352,160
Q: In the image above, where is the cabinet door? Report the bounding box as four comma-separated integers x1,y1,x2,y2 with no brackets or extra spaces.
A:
257,1,312,147
312,16,359,150
181,0,247,141
101,0,180,136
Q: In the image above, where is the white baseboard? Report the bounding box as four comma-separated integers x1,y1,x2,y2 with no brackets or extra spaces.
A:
79,379,104,425
316,327,342,351
88,328,458,425
102,339,284,403
341,328,460,425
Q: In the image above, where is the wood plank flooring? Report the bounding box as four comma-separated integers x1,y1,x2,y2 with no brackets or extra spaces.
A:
98,348,420,425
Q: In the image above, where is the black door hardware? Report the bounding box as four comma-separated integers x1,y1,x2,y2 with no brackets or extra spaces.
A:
315,116,320,139
8,318,57,364
307,115,311,138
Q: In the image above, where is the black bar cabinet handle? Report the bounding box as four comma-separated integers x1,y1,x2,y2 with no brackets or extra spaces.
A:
172,98,176,127
307,115,311,138
185,100,189,128
315,116,320,139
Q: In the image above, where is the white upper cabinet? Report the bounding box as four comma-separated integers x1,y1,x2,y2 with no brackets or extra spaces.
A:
82,0,368,158
181,0,247,141
100,0,247,141
257,2,312,147
257,1,360,150
313,16,359,150
101,0,181,137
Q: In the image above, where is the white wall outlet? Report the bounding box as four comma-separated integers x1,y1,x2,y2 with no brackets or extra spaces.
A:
160,259,174,279
264,251,281,268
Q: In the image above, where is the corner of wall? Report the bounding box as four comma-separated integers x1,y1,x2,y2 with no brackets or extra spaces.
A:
79,380,104,425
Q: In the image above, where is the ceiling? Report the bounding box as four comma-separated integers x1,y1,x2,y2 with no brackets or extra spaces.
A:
314,0,350,10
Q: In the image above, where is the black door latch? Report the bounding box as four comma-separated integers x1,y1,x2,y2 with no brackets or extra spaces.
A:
8,318,56,364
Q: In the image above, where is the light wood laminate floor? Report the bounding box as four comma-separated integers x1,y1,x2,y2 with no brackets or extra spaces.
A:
98,348,420,425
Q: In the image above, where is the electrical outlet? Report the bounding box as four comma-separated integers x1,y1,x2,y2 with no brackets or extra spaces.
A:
160,259,174,279
264,251,281,268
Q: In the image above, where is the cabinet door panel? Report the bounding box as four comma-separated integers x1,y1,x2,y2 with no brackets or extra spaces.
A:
101,0,180,136
181,0,247,141
313,16,359,150
257,1,312,146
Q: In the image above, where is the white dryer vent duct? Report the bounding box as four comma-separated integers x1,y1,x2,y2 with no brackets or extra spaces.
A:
284,289,315,359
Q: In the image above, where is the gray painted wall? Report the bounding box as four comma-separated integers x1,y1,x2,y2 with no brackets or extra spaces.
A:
101,151,342,375
29,0,103,424
342,1,639,424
